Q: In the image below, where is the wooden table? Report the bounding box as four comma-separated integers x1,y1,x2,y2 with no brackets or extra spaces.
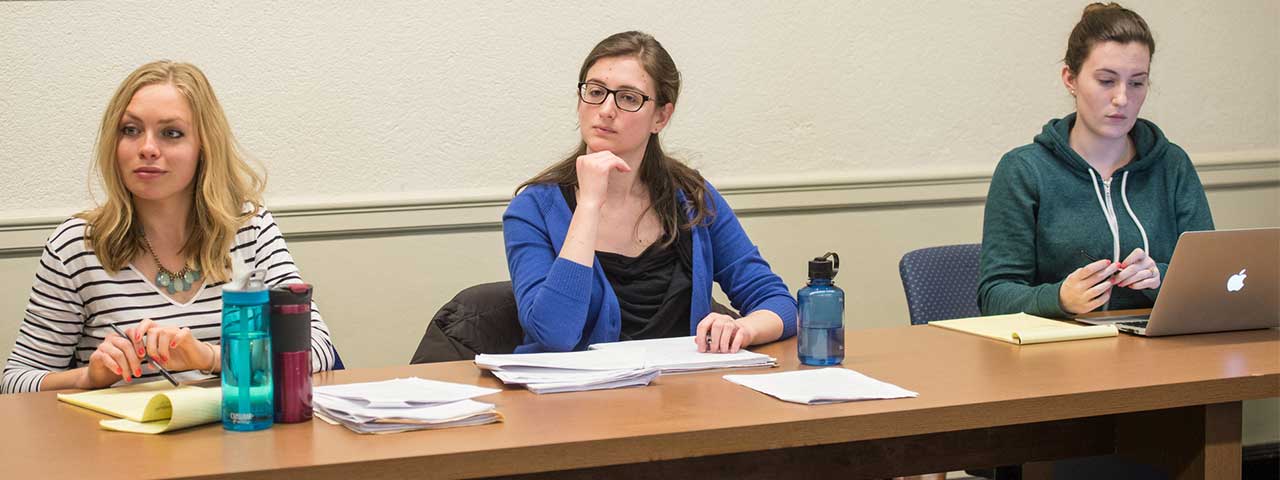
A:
2,325,1276,479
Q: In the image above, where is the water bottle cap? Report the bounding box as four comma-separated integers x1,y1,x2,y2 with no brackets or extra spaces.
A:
224,263,268,293
270,284,314,352
808,252,839,280
271,283,313,306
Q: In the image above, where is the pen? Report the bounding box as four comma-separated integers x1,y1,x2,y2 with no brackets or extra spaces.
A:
705,319,742,351
1079,250,1120,280
1079,249,1102,263
106,321,179,387
1081,249,1127,265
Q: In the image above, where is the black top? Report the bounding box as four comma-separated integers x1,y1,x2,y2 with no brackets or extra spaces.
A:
560,185,694,340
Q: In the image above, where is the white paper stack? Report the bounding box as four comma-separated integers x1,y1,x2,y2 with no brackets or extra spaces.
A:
588,336,777,373
475,349,660,394
723,368,918,405
313,377,502,434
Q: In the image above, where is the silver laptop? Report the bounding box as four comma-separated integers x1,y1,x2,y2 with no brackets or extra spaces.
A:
1076,228,1279,336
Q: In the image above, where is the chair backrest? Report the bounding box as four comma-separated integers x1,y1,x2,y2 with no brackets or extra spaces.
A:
898,243,983,325
410,281,524,364
331,347,345,370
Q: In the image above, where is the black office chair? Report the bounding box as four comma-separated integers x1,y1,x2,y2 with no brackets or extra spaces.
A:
410,281,524,364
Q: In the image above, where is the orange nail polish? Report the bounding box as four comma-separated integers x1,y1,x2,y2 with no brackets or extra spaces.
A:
134,368,141,377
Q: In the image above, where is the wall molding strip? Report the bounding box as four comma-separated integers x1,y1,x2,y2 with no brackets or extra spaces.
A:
1,151,1276,257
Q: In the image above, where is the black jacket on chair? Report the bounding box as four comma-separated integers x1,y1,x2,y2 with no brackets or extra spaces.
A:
410,281,523,364
409,281,742,364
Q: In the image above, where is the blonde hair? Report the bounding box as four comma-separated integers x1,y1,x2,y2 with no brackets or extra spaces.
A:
79,60,264,283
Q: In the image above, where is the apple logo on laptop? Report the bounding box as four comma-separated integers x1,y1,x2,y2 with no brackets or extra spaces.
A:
1226,269,1247,292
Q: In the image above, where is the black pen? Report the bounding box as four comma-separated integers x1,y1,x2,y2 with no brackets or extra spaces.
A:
1079,250,1120,280
107,321,179,387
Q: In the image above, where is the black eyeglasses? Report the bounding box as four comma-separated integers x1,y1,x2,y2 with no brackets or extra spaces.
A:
577,82,653,112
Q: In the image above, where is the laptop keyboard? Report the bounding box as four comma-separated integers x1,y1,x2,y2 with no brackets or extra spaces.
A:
1117,320,1150,329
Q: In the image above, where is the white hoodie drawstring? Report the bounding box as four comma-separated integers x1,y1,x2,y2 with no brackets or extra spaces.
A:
1088,169,1122,262
1087,169,1151,262
1119,171,1151,255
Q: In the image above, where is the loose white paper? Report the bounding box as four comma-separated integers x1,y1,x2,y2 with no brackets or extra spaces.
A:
723,368,918,404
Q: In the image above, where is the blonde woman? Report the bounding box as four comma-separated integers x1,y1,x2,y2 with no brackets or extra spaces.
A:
2,61,337,394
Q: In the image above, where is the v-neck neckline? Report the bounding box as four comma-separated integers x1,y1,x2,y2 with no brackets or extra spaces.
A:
127,263,208,307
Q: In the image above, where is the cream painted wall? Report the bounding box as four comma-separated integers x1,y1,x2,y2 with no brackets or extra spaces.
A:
0,1,1276,219
1,0,1277,445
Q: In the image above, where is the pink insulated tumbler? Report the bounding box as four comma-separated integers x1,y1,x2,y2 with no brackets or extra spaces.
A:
270,283,313,423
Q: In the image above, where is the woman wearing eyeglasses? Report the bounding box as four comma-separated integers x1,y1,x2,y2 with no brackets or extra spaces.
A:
503,31,796,353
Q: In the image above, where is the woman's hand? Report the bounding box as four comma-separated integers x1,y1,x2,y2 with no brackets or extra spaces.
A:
81,331,145,389
1113,248,1161,290
128,319,216,373
574,151,632,209
1059,259,1119,315
695,313,756,353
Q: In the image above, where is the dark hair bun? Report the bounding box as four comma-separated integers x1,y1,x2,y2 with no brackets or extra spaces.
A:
1082,2,1123,18
1064,2,1154,74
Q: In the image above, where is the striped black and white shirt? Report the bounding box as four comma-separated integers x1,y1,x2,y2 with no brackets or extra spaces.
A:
3,208,337,394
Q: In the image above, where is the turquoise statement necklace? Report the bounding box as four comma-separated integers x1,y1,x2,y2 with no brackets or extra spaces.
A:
142,234,202,294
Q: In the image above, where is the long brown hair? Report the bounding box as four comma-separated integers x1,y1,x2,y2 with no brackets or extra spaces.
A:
1064,3,1155,75
515,31,713,247
78,60,264,283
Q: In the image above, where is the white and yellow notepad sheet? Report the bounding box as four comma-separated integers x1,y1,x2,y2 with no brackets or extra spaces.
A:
57,381,220,434
930,313,1117,345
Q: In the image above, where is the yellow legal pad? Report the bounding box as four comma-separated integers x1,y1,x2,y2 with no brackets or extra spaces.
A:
57,381,220,434
929,313,1118,345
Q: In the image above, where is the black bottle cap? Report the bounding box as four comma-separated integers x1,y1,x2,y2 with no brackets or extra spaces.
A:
808,252,840,280
270,284,313,353
270,283,312,306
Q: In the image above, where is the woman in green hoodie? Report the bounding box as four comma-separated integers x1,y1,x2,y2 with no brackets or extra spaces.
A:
979,3,1214,318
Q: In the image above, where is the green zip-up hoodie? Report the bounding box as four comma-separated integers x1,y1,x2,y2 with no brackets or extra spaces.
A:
978,113,1214,318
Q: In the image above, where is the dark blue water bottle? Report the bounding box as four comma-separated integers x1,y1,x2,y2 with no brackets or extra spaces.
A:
798,252,844,366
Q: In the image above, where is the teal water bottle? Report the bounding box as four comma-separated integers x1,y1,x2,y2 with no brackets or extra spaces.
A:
221,267,273,431
798,252,844,366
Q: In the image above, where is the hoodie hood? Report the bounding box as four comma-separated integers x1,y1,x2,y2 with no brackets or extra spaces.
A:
1033,112,1171,177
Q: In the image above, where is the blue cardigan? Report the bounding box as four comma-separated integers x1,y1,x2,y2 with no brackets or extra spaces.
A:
503,182,797,353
